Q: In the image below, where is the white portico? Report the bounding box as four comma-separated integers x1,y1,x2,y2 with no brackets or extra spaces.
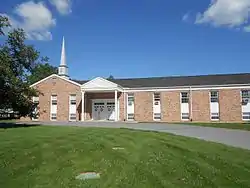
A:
81,77,123,121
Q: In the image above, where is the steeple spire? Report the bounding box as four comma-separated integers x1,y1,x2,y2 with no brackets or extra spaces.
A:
58,36,69,79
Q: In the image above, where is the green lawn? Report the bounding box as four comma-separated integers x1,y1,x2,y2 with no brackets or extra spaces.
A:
1,126,250,188
177,122,250,131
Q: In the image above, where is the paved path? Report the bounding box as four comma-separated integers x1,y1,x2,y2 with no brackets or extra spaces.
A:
18,121,250,150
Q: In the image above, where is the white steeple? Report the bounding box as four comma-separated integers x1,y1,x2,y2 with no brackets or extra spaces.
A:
58,36,69,79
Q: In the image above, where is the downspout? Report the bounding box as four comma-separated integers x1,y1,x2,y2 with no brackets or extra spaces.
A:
123,91,126,121
190,86,193,121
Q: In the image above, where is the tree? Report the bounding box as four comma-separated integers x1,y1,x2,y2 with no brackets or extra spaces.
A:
27,59,57,85
0,15,44,117
107,75,114,80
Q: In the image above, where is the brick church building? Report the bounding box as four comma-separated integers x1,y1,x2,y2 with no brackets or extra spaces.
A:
25,38,250,122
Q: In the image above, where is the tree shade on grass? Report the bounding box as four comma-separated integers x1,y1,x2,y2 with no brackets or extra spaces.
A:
177,123,250,131
0,126,250,188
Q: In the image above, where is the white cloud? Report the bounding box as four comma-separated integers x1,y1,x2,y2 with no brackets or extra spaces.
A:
182,13,189,22
49,0,72,15
243,25,250,32
1,1,56,41
194,0,250,31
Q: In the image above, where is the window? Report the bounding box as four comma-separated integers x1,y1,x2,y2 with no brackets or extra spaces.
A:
210,91,219,103
242,112,250,120
154,93,160,105
33,97,39,104
51,95,57,105
51,113,57,120
154,113,161,120
181,92,189,103
70,94,76,105
242,90,250,105
127,113,134,120
153,93,161,120
51,95,57,121
128,93,134,106
211,113,219,120
181,113,189,120
70,113,76,120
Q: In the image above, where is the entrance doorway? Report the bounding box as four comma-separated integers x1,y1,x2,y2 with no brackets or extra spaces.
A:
92,99,118,121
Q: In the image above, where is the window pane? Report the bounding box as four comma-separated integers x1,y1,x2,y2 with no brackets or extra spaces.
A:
127,113,134,120
70,100,76,105
181,98,189,103
181,113,189,119
242,90,249,97
210,98,218,103
211,113,219,120
154,113,161,120
70,113,76,120
181,92,189,103
51,113,57,120
242,112,250,120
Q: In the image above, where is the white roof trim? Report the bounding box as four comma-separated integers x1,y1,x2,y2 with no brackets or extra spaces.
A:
124,84,250,92
30,74,81,87
81,77,123,91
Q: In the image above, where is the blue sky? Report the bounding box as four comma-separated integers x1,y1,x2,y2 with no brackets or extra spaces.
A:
1,0,250,80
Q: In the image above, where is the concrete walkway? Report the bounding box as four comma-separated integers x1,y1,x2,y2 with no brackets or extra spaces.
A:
19,121,250,150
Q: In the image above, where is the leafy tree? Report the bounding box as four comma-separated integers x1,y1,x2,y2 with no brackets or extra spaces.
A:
0,15,44,117
107,75,114,80
27,59,57,85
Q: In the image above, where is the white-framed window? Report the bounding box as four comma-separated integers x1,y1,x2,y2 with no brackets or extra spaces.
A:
181,113,189,120
51,95,57,105
127,93,135,120
50,95,57,121
69,94,77,121
70,94,76,105
69,113,76,120
153,113,161,120
210,91,219,120
51,113,57,120
242,112,250,120
32,97,39,120
128,93,134,106
210,91,219,103
241,90,250,105
127,113,134,120
153,93,160,104
181,92,189,103
241,90,250,121
180,92,189,120
153,93,161,121
211,113,219,120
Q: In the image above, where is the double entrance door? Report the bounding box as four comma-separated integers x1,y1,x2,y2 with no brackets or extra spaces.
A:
92,99,117,121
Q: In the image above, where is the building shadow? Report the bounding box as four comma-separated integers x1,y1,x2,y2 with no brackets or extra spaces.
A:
0,122,40,129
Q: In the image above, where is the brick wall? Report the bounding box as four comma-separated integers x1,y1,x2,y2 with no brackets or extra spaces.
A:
23,74,245,123
161,91,181,122
219,89,242,122
134,92,153,121
191,90,210,122
33,76,81,121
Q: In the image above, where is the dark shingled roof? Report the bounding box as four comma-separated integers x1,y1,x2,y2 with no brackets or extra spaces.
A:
72,73,250,88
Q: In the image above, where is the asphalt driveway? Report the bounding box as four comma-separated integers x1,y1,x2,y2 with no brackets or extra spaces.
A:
18,121,250,150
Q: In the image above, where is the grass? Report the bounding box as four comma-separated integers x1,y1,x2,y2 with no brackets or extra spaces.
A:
1,126,250,188
177,122,250,131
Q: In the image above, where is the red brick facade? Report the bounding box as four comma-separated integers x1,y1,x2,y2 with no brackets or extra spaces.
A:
21,75,247,123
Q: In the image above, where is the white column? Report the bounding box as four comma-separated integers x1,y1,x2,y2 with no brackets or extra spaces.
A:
81,91,85,121
115,90,118,121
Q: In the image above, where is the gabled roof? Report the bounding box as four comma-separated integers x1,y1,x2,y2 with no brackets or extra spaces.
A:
31,74,81,87
73,73,250,88
81,77,123,91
